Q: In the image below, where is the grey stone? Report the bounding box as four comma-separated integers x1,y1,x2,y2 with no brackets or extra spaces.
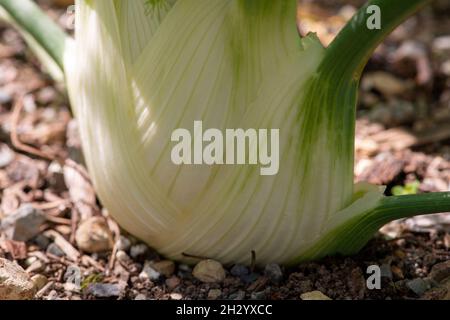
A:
207,289,222,300
241,272,259,284
179,264,192,272
250,291,266,300
264,263,283,284
229,290,246,300
1,205,45,242
139,263,161,281
34,234,51,250
230,264,249,277
380,264,393,279
0,143,14,168
0,90,12,104
406,278,432,296
178,264,193,279
47,243,66,257
116,236,132,252
87,283,123,298
130,244,149,260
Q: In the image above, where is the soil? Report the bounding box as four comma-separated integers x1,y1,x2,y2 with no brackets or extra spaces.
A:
0,0,449,300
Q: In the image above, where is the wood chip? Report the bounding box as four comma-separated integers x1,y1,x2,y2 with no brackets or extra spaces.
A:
81,255,105,272
35,281,54,299
63,160,98,220
1,239,27,260
28,251,50,263
357,152,404,184
44,230,80,261
371,125,450,152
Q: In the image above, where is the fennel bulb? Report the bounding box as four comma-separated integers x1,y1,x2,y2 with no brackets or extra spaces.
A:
2,0,449,265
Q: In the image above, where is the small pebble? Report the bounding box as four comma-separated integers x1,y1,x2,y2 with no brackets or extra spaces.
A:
406,278,432,296
34,234,51,250
116,236,132,252
433,36,450,54
241,272,259,284
300,291,332,300
298,280,313,292
165,276,181,290
230,264,249,277
264,263,283,284
0,143,14,168
75,217,113,253
139,263,161,281
36,87,57,105
135,294,147,300
179,264,192,272
87,283,123,298
178,264,193,279
380,264,393,279
46,290,59,300
130,244,149,260
250,291,266,300
0,89,12,104
47,243,66,257
229,290,246,300
193,260,226,283
150,260,175,278
31,274,48,291
208,289,222,300
1,205,45,242
170,293,183,300
429,260,450,283
25,256,37,267
47,161,65,190
116,250,131,263
25,260,45,273
64,282,81,293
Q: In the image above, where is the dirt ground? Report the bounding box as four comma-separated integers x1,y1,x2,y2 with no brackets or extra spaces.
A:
0,0,449,300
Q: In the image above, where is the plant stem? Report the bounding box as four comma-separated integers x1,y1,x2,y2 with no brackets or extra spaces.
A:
322,0,431,79
337,192,450,255
295,192,450,263
305,0,432,206
0,0,69,70
378,192,450,222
